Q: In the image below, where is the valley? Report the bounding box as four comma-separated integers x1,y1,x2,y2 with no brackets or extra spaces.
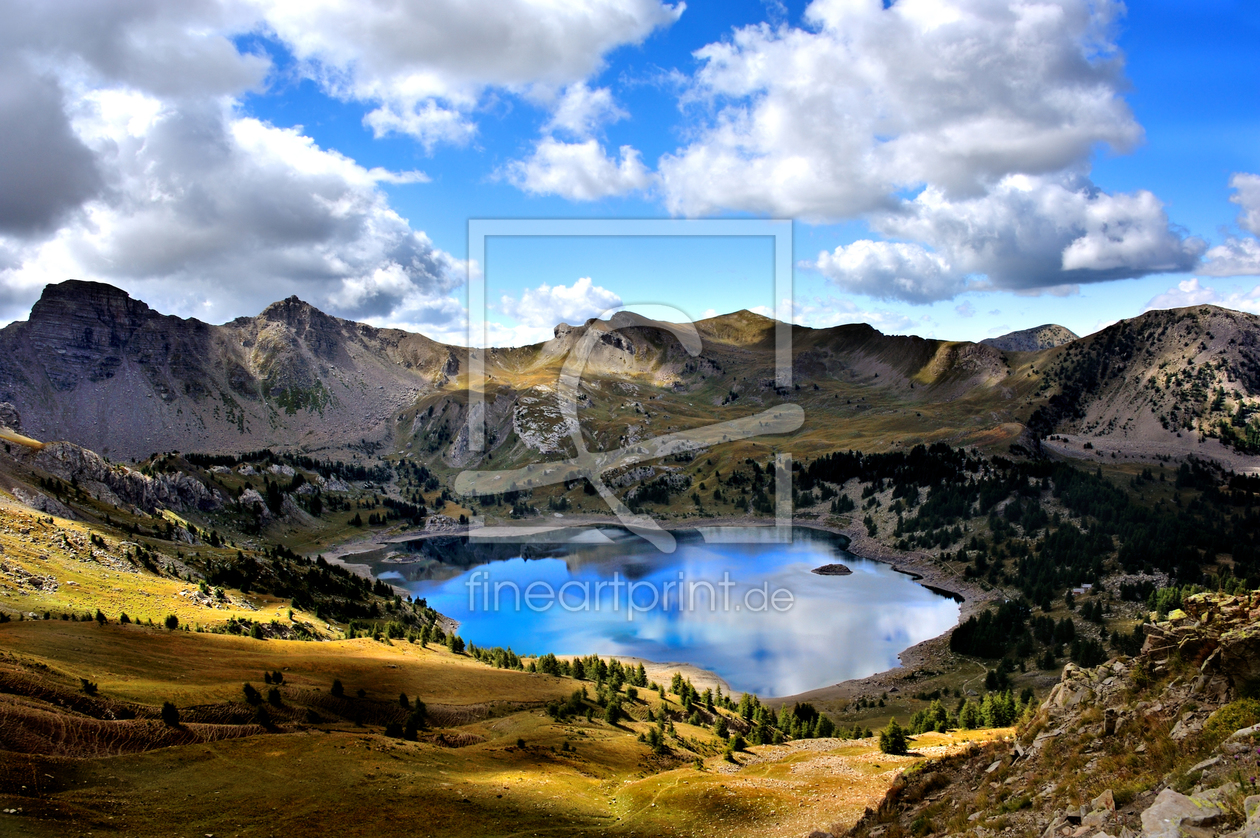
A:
2,283,1260,836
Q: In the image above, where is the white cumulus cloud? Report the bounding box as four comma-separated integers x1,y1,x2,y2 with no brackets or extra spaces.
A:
659,0,1139,220
1,90,462,327
545,83,628,138
1202,174,1260,277
260,0,682,149
507,139,652,201
807,175,1203,302
498,276,623,335
1144,277,1260,316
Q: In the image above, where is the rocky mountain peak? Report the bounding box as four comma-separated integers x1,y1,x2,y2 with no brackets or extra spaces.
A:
29,280,155,327
981,323,1078,352
258,294,338,329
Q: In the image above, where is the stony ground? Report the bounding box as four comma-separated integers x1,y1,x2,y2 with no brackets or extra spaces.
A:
842,591,1260,838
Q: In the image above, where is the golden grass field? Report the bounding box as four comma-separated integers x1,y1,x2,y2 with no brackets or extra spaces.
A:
0,619,1008,838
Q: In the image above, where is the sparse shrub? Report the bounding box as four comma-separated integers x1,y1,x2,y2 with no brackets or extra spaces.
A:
357,688,366,699
164,614,179,630
79,678,98,696
516,738,525,749
160,701,180,727
94,609,106,626
1203,698,1260,747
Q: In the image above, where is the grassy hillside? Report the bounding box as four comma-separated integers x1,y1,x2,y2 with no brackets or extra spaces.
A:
0,620,1005,837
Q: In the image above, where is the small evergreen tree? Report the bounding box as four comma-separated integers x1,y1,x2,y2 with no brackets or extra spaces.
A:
160,701,180,727
164,613,179,630
879,718,908,755
331,679,344,698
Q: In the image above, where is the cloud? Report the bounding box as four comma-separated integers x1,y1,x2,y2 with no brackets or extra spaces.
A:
1201,174,1260,276
0,0,480,337
955,300,975,318
1202,238,1260,277
546,83,628,138
1230,173,1260,237
0,60,102,234
0,90,462,327
1143,277,1260,316
506,139,652,201
659,0,1139,220
1,1,270,99
807,240,958,303
260,0,683,149
498,276,623,328
791,296,915,334
806,174,1203,302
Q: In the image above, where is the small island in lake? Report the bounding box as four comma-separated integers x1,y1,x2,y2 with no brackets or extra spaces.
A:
811,563,852,576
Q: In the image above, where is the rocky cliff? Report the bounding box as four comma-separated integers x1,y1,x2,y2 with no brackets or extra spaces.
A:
844,591,1260,838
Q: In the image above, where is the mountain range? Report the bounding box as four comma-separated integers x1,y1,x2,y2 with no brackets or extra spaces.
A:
2,280,1259,472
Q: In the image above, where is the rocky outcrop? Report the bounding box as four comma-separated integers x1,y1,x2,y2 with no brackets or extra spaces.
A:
844,591,1260,838
13,440,223,513
0,402,20,432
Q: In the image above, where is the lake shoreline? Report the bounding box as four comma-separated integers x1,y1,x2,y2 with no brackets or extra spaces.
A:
308,514,1008,703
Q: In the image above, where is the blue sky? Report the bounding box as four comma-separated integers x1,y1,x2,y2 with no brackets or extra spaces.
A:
0,0,1257,346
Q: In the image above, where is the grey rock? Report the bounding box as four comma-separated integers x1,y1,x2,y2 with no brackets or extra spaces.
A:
1140,788,1226,838
0,401,20,432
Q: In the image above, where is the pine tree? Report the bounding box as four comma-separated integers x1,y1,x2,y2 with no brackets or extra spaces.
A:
879,718,908,755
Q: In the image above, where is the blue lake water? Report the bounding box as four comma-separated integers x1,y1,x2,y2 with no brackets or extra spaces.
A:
372,527,959,697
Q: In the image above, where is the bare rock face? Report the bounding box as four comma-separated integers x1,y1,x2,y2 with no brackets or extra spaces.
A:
13,440,223,513
0,402,20,432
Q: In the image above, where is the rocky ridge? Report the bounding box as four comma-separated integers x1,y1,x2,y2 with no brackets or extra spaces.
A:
10,440,223,514
843,591,1260,838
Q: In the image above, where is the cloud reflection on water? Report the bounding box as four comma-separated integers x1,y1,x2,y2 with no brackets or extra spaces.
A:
383,528,959,697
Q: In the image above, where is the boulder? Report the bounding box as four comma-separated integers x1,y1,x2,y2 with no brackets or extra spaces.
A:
1140,788,1225,838
0,402,20,432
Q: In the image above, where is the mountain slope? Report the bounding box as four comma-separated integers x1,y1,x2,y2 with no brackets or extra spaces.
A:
5,281,1260,470
0,281,457,460
1027,305,1260,460
981,323,1078,352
